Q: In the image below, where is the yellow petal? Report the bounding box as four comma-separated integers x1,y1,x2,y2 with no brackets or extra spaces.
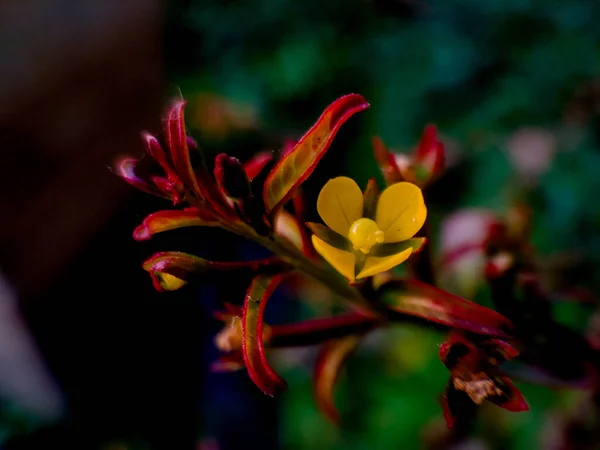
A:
317,177,363,236
312,235,356,282
375,182,427,242
154,272,188,291
356,248,413,279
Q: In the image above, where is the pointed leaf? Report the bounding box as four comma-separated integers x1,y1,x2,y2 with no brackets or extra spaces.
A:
143,252,287,292
141,132,177,179
313,334,363,424
244,151,274,181
362,178,380,220
489,377,529,412
306,222,350,251
214,153,251,199
165,101,204,199
133,207,219,241
263,94,370,213
242,273,287,396
114,157,170,199
270,312,377,347
414,124,445,184
165,101,233,217
372,136,404,186
380,279,512,337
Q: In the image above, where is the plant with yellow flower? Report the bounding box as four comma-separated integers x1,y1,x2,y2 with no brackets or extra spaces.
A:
114,93,596,430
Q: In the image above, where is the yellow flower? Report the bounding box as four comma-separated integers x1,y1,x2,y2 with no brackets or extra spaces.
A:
309,177,427,282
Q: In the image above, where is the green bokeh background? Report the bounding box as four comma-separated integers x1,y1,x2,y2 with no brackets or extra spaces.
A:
169,1,600,448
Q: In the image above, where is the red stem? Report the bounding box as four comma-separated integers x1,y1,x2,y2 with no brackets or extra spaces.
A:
270,312,380,348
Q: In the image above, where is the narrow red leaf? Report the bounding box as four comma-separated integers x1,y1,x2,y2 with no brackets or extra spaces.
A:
114,157,170,199
372,136,404,186
165,101,204,199
244,151,273,181
313,334,363,424
242,273,287,396
141,132,177,179
143,252,287,292
263,94,370,213
164,101,233,217
270,312,378,347
380,279,512,337
133,207,219,241
441,387,456,429
414,124,445,184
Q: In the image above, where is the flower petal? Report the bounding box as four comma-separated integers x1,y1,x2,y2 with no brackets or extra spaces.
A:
317,177,363,236
375,182,426,242
312,235,356,282
356,248,412,279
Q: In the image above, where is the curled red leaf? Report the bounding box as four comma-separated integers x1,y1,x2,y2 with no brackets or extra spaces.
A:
242,273,287,396
133,207,219,241
314,334,363,424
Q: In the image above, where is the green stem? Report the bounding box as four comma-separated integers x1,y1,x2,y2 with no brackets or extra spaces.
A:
257,235,367,308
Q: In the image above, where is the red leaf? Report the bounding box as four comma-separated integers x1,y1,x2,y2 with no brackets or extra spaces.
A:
133,207,219,241
244,151,273,181
113,157,170,199
214,153,251,199
242,273,287,396
143,252,287,292
141,132,175,179
270,312,378,347
313,334,363,424
441,387,456,429
412,125,445,185
165,101,233,217
263,94,370,213
490,377,529,412
165,101,204,198
372,136,404,186
380,279,512,337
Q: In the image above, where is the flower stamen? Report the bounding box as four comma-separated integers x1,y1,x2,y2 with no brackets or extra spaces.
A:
348,218,384,254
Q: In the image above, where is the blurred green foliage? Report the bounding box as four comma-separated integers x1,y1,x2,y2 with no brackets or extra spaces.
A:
166,0,600,447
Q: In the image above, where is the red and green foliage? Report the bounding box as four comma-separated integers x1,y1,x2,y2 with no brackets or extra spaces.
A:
115,94,600,432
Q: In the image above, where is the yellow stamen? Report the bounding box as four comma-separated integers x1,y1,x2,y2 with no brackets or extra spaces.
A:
348,218,384,254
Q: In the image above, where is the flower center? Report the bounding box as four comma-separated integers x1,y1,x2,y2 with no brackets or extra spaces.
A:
348,218,384,254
